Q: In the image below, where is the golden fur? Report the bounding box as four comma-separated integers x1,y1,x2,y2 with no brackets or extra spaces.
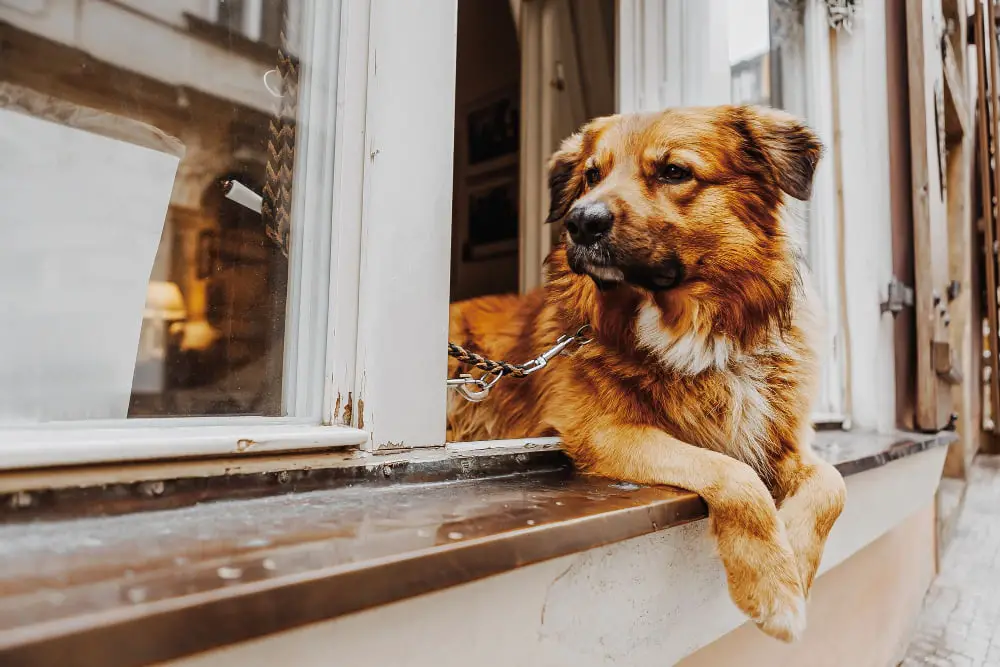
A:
447,105,846,642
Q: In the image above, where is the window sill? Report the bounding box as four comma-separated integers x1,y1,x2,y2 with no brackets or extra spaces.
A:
0,431,953,667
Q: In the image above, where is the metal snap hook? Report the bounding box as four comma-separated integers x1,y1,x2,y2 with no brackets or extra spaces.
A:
263,69,284,98
448,372,503,403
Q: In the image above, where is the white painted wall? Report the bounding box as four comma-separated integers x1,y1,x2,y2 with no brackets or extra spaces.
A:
166,447,946,667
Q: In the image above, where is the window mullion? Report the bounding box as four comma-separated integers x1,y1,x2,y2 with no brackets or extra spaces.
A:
353,0,459,450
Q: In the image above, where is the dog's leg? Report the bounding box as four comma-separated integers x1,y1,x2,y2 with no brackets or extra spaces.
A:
579,425,807,642
774,431,847,595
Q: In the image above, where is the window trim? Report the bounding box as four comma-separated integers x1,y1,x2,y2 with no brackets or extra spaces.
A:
350,0,459,450
0,421,368,471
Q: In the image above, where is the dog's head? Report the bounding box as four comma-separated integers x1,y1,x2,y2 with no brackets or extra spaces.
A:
546,105,822,346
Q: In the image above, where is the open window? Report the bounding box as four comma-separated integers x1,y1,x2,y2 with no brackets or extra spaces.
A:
444,0,845,446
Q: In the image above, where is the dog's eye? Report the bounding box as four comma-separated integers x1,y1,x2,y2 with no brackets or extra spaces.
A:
659,164,692,184
584,167,602,187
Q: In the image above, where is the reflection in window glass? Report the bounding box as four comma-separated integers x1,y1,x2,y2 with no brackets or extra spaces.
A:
0,1,310,421
727,0,812,256
728,0,773,106
726,0,810,122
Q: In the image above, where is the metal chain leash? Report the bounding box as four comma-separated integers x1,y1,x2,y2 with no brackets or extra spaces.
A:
447,325,592,402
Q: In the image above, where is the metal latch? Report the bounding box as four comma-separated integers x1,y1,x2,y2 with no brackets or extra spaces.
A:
880,276,915,317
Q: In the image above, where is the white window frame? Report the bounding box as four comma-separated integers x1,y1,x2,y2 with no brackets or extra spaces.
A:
801,0,848,421
0,0,373,470
351,0,457,450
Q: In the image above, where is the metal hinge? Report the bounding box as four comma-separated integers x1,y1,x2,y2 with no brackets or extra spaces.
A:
880,276,915,317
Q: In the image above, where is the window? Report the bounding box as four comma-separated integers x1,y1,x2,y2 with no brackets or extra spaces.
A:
0,0,849,470
0,0,367,467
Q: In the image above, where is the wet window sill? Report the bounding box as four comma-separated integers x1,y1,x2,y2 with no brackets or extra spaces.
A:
0,430,953,667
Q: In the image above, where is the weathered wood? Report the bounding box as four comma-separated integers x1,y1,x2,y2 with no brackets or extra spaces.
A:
906,0,955,430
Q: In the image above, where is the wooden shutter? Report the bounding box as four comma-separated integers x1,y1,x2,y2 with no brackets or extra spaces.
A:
906,0,958,430
974,0,1000,436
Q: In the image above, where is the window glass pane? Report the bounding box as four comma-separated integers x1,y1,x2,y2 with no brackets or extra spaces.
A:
727,0,812,258
0,0,314,421
728,0,773,106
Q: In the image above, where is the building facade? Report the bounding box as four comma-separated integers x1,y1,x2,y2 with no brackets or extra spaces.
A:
0,0,986,665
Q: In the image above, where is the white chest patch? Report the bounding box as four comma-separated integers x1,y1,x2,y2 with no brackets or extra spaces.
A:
720,360,774,472
635,302,731,375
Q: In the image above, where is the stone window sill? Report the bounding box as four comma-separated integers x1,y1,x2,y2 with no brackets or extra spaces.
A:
0,431,953,667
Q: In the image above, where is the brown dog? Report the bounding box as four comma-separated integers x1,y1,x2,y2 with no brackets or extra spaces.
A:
447,105,847,642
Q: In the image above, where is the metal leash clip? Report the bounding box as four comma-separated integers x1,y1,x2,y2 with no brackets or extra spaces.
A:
519,334,580,375
446,371,504,402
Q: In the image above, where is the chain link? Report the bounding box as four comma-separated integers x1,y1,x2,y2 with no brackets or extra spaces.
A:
448,325,592,402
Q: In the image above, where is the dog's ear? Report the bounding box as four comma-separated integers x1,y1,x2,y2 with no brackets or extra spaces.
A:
737,105,823,201
546,132,586,223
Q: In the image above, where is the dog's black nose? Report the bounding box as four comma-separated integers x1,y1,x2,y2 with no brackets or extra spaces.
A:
565,202,613,246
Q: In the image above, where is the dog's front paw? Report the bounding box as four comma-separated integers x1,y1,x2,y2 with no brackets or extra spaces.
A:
717,521,808,643
754,592,806,643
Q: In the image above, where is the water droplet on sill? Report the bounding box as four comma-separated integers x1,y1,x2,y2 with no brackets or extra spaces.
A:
526,520,536,526
447,531,464,540
242,538,271,548
217,566,243,580
262,559,277,571
610,482,641,491
126,587,148,604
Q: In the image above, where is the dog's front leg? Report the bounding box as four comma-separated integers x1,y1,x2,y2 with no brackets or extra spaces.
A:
575,424,807,642
773,428,847,595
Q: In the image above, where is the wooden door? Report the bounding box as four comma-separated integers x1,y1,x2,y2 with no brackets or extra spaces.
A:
906,0,957,430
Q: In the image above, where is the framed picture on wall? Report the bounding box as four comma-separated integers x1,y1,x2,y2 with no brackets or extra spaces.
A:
462,169,519,262
465,86,519,177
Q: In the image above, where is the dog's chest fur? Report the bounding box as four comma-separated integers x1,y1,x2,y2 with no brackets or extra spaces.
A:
633,303,784,473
